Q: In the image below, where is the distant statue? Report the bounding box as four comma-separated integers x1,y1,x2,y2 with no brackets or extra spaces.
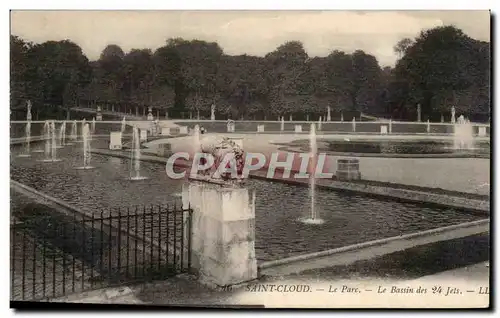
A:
96,105,103,121
210,104,216,121
26,100,32,121
226,119,235,132
451,106,456,124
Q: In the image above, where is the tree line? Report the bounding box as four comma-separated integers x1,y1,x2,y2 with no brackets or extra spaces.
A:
10,25,490,121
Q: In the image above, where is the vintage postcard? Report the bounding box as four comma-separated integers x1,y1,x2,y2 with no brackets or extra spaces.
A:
9,10,490,309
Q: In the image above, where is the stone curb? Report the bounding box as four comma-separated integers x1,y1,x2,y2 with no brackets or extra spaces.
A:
258,219,489,274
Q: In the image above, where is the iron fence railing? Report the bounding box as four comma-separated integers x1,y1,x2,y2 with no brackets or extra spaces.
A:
10,204,192,301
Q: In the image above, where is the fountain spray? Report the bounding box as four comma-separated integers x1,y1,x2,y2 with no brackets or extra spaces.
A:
50,121,58,161
58,122,66,147
76,123,95,169
309,123,317,221
69,120,77,143
32,121,49,153
192,124,202,158
44,121,51,160
18,122,32,157
129,126,148,180
121,117,126,133
25,121,31,154
453,115,475,150
39,121,61,162
18,101,32,156
79,119,86,142
299,123,324,225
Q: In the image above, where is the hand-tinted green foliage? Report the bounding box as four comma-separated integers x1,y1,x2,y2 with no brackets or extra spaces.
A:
10,25,490,121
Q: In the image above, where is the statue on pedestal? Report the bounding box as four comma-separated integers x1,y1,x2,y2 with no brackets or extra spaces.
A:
226,119,235,133
197,136,246,185
147,106,154,121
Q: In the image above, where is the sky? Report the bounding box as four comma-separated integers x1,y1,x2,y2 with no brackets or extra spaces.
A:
10,10,491,67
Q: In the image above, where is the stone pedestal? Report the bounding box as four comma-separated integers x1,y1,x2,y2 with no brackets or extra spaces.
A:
140,129,148,142
109,132,123,150
161,127,171,136
156,143,171,157
380,125,388,134
182,182,257,287
179,126,189,135
294,125,302,133
257,125,265,133
478,126,486,137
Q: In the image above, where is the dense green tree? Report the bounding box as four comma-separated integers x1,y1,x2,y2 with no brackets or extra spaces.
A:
10,35,32,109
122,48,155,105
98,44,125,103
21,40,91,118
390,25,490,120
10,25,490,121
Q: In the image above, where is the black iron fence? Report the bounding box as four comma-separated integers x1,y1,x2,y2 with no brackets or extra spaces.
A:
10,203,192,301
